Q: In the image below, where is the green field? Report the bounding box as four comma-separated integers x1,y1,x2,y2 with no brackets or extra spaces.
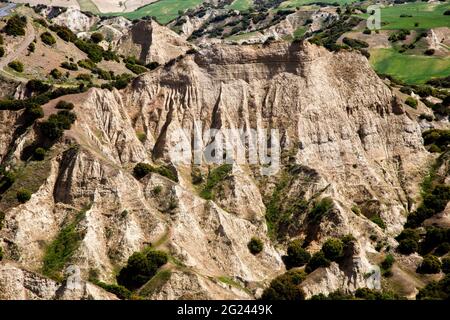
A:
77,0,100,14
228,0,254,11
359,2,450,30
370,48,450,84
278,0,357,9
106,0,204,24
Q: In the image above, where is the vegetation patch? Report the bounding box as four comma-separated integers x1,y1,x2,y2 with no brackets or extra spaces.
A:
139,269,172,297
199,164,232,200
261,269,306,300
42,209,87,281
133,163,178,182
247,237,264,255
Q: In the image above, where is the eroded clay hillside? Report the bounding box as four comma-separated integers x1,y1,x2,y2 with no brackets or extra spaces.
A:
1,34,445,300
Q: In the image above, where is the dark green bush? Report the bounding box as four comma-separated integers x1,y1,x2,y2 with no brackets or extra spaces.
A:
261,270,306,300
17,189,32,203
247,237,264,255
76,73,92,82
0,46,4,58
8,60,24,72
405,97,418,108
370,215,386,229
305,251,331,273
26,80,50,94
4,15,27,36
381,254,395,271
74,40,104,63
117,248,168,290
49,24,77,42
77,59,96,70
50,68,62,79
93,280,132,300
417,255,442,274
200,164,232,200
90,32,104,43
125,63,148,75
133,163,177,182
40,110,77,140
442,257,450,274
56,100,75,110
283,239,311,269
398,238,418,254
417,274,449,299
61,61,78,71
41,31,56,46
33,147,46,161
0,247,3,261
308,197,333,223
322,238,344,261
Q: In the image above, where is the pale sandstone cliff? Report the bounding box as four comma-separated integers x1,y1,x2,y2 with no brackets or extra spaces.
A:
0,41,432,299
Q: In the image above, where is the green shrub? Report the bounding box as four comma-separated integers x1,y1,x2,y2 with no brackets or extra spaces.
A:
40,110,77,140
422,129,450,153
397,238,418,255
370,215,386,229
417,274,449,299
282,239,311,269
308,197,333,223
0,247,3,261
16,189,32,203
417,255,442,274
442,257,450,274
110,73,133,90
28,42,35,53
435,242,450,256
153,186,162,195
125,63,148,75
405,97,418,108
261,270,306,300
77,59,96,70
34,18,48,28
146,62,160,70
420,226,449,255
0,46,5,58
25,104,45,122
40,31,56,46
363,28,371,35
93,280,132,299
8,60,24,73
56,100,75,110
50,68,62,79
76,73,92,82
4,15,27,36
381,254,395,271
61,61,78,71
90,32,104,43
200,164,232,200
74,39,104,63
133,163,177,182
322,238,344,261
33,147,46,161
117,248,168,290
49,24,77,42
26,79,50,94
247,237,264,255
305,251,330,273
0,34,3,45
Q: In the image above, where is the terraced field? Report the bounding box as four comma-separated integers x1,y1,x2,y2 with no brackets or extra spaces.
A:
360,2,450,30
370,48,450,84
107,0,204,24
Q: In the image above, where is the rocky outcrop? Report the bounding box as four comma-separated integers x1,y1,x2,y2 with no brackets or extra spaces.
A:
116,20,190,65
51,8,100,33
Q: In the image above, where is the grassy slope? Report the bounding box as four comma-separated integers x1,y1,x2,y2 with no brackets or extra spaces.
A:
228,0,253,11
359,2,450,30
278,0,356,9
106,0,204,24
370,48,450,84
76,0,100,14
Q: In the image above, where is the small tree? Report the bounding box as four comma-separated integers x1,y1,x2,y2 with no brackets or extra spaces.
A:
133,163,153,179
50,68,62,79
247,237,264,255
405,97,418,109
41,31,56,46
322,238,344,261
305,251,330,273
17,189,32,203
283,240,311,269
8,60,24,73
397,238,418,254
417,255,442,274
261,270,306,300
33,147,46,161
442,257,450,274
90,32,104,44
